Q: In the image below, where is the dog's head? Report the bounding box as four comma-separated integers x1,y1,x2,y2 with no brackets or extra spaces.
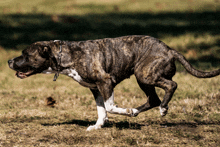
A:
8,42,52,79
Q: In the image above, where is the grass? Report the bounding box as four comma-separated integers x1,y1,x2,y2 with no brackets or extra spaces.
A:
0,73,219,146
0,0,219,14
0,0,220,146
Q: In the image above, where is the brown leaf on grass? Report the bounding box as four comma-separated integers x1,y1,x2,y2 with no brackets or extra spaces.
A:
185,49,197,59
51,15,60,23
45,97,57,108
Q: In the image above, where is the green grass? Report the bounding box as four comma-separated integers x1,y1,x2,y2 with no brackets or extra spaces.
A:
0,0,220,146
1,0,219,14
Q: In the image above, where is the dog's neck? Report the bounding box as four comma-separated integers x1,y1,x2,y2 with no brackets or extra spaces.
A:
52,40,63,81
42,67,97,88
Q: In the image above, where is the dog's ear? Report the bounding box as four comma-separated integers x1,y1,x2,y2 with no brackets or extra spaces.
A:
37,43,52,59
41,46,52,58
43,46,49,52
33,42,52,59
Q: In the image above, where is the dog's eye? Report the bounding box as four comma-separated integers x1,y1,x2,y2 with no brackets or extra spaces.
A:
35,59,37,62
25,57,29,62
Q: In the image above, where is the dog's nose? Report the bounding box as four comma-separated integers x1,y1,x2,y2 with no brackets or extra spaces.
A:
8,60,13,64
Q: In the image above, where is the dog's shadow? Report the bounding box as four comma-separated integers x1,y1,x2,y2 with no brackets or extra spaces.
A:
42,119,220,130
41,119,144,130
42,119,95,127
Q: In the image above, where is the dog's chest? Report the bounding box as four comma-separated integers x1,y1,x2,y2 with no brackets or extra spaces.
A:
42,67,82,82
65,69,82,82
64,68,97,88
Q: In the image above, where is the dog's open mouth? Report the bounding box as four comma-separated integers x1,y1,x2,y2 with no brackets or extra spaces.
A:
16,71,33,79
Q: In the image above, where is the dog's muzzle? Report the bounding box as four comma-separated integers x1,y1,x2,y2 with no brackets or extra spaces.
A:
8,59,35,79
8,59,14,69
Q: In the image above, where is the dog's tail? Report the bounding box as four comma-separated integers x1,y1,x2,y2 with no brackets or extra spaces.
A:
171,50,220,78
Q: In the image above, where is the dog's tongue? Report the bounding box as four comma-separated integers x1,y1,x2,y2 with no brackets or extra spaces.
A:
15,71,27,79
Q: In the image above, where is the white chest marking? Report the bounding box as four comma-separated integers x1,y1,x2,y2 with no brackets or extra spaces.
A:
67,69,82,82
42,67,56,74
42,68,82,82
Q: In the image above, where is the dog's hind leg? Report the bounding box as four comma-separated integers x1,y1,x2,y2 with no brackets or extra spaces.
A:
135,56,177,116
132,81,161,116
87,89,108,131
155,78,177,116
135,77,177,117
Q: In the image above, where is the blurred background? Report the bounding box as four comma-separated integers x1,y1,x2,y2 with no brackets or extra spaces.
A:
0,0,220,69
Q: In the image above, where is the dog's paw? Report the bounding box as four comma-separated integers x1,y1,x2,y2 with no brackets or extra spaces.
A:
159,106,169,117
131,108,139,117
125,108,139,117
86,124,102,131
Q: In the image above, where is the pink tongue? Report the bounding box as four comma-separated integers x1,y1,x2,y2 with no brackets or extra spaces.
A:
15,71,25,78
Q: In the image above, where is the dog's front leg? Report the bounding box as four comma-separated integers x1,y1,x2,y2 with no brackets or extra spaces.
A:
97,80,139,117
87,89,108,131
104,92,139,116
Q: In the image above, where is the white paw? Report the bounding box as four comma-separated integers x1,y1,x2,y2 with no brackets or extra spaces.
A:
86,124,102,131
160,106,169,117
130,108,139,117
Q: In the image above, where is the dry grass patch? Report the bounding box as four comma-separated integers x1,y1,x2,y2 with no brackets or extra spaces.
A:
1,0,219,14
0,70,219,146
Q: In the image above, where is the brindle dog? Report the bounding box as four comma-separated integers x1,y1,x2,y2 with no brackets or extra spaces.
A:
8,35,220,131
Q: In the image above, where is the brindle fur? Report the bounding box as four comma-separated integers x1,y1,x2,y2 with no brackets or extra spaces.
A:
8,35,220,125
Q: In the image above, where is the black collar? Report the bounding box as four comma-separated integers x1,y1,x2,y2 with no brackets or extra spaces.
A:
53,43,62,81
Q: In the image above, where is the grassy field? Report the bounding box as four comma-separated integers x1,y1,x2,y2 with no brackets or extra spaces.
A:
0,0,220,146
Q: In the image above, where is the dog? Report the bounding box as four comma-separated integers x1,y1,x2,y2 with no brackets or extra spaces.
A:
8,35,220,131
